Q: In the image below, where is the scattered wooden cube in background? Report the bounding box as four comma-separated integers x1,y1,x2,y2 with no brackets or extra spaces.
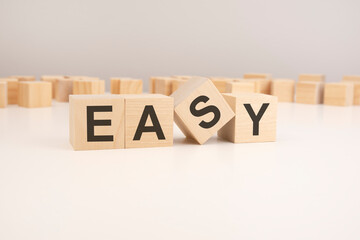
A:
18,82,52,108
55,78,73,102
73,80,105,95
243,74,272,94
342,75,360,82
10,76,36,82
171,77,234,144
341,75,360,105
218,93,277,143
41,75,63,99
0,82,7,108
299,74,325,82
124,94,173,148
172,79,188,93
69,95,125,150
172,75,202,80
295,81,324,104
244,73,272,79
209,77,234,93
271,79,295,102
154,77,176,96
111,78,142,94
323,83,353,106
225,81,256,93
0,78,18,104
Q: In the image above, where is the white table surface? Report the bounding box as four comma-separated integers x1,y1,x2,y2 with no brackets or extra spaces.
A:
1,101,360,240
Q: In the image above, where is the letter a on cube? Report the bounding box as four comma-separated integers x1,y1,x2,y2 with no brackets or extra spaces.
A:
171,77,235,144
218,93,277,143
69,95,125,150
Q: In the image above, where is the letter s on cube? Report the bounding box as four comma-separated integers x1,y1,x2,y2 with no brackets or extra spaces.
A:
171,77,235,144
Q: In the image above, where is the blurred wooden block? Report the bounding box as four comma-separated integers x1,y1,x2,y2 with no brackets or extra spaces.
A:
69,95,125,150
295,81,324,104
271,79,295,102
341,76,360,105
149,77,159,93
73,80,105,95
10,76,36,81
0,82,7,108
243,74,272,94
171,77,234,144
124,94,173,148
299,74,325,82
41,75,63,99
218,93,277,143
172,75,202,80
154,77,176,96
209,77,234,93
55,78,73,102
324,83,353,106
18,82,52,108
172,79,188,93
244,73,272,79
225,81,256,93
0,78,18,104
111,78,142,94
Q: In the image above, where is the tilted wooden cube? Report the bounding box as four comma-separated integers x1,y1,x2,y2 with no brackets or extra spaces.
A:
342,75,360,105
111,78,142,94
171,77,234,144
299,74,325,82
323,83,353,106
73,80,105,95
295,82,324,104
69,94,173,150
271,79,295,102
209,77,234,93
55,78,73,102
0,82,7,108
18,82,52,108
124,94,173,148
70,95,125,150
0,78,18,104
225,81,256,93
218,93,277,143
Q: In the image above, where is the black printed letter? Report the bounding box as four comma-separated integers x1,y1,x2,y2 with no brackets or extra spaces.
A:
87,106,114,142
190,95,221,129
244,103,269,135
133,105,165,141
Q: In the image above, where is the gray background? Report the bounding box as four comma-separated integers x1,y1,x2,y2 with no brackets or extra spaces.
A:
1,0,359,91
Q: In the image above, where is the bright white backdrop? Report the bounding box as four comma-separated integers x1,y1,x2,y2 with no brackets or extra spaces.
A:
1,0,360,90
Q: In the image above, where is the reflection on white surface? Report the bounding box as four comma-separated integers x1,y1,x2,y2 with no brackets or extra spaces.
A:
0,101,360,240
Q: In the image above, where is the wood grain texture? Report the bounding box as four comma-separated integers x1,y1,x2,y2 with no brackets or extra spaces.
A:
10,76,36,82
218,93,277,143
0,82,7,108
324,83,353,106
171,77,234,144
153,77,177,96
209,77,235,93
110,78,142,94
341,75,360,105
55,78,73,102
18,82,52,108
299,74,325,82
69,95,125,151
295,81,324,104
124,94,173,148
225,81,256,94
41,75,64,98
0,78,18,104
271,79,295,102
73,80,105,95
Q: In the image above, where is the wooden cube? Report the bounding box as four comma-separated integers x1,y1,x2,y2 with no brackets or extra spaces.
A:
55,78,73,102
172,75,202,80
341,76,360,105
111,78,142,94
271,79,295,102
41,75,64,98
124,94,173,148
299,74,325,82
218,93,277,143
244,73,272,79
18,82,52,108
172,79,188,93
10,76,36,81
69,95,125,150
243,74,272,94
225,81,256,93
295,81,324,104
323,83,353,106
209,77,234,93
154,77,176,96
171,77,235,144
73,80,105,95
0,82,7,108
0,78,18,104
